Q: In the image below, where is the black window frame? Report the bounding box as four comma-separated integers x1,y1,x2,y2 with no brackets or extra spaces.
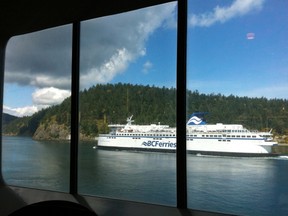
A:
0,0,189,210
68,0,188,208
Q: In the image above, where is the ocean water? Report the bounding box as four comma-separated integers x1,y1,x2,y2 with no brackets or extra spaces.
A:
2,136,288,215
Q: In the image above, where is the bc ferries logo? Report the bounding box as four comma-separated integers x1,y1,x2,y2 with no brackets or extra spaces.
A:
142,141,176,148
187,116,203,125
187,112,207,125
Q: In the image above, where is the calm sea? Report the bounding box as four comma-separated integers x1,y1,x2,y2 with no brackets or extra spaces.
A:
2,136,288,215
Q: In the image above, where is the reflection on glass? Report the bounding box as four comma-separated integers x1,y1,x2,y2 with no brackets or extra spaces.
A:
2,25,72,192
78,3,177,206
187,0,288,215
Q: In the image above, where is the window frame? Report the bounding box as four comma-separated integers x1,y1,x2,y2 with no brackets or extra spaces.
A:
68,0,188,207
176,0,187,209
0,0,189,209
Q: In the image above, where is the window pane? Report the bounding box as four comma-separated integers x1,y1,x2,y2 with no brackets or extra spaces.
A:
2,25,72,192
78,3,177,206
187,0,288,215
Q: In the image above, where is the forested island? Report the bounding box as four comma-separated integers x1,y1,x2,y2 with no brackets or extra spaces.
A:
2,83,288,142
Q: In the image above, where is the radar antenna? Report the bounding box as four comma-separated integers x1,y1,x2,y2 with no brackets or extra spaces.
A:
126,115,134,125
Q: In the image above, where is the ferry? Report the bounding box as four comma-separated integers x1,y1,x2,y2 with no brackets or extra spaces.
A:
97,112,278,156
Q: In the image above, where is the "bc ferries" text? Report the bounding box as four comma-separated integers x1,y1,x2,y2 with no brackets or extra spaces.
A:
142,140,176,148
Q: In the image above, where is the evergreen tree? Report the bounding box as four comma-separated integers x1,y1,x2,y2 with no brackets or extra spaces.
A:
3,83,288,139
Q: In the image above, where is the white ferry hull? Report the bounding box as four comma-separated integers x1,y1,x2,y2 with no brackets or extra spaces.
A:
98,136,176,151
98,135,276,156
187,140,275,156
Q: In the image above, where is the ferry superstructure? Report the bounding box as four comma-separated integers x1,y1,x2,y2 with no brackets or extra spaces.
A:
98,113,278,156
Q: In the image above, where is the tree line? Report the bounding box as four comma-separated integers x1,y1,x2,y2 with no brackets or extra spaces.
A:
3,83,288,139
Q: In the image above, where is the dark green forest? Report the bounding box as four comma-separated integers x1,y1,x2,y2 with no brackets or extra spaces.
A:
3,83,288,140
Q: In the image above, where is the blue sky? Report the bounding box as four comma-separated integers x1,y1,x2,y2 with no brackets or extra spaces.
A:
187,0,288,98
3,0,288,117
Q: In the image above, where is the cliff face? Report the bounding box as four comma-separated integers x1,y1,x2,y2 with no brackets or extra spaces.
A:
32,122,95,141
33,123,70,140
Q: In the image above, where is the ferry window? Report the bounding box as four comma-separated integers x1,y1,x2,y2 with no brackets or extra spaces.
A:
187,0,288,215
2,25,72,192
78,2,177,206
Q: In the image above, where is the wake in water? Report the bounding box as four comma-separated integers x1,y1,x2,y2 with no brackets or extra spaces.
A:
194,153,288,160
277,155,288,160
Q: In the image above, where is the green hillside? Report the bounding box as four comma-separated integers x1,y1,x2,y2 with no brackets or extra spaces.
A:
3,83,288,140
2,113,18,125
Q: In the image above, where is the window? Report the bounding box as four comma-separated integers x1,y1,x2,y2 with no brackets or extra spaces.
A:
2,25,72,192
78,3,177,205
187,0,288,215
2,1,288,215
2,3,178,205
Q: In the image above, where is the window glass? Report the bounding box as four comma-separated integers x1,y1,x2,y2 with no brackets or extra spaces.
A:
2,25,72,192
187,0,288,215
78,3,178,205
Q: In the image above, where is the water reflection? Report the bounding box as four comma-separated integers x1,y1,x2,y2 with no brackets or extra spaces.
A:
3,137,288,215
2,136,70,192
188,155,288,215
79,144,176,205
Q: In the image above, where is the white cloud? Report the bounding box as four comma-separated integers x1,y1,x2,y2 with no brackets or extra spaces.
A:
81,48,133,86
3,87,71,117
189,0,265,27
3,105,39,117
5,3,176,90
79,3,176,87
32,87,71,106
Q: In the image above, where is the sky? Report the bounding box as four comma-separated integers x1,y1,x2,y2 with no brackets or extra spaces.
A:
3,0,288,117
